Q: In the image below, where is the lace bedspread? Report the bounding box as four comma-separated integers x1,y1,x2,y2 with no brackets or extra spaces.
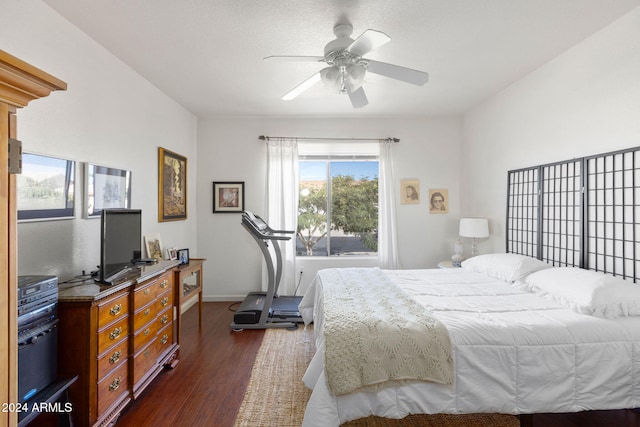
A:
319,268,454,395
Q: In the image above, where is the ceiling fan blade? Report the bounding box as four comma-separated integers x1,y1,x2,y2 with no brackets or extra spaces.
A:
264,55,325,62
346,29,391,57
281,72,322,101
345,81,368,109
366,59,429,86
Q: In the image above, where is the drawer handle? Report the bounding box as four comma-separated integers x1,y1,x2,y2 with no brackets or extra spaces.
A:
160,334,169,345
109,377,121,392
160,279,169,289
161,297,169,307
110,304,122,316
144,348,150,357
109,327,122,340
144,308,151,316
143,328,150,337
144,288,151,296
109,351,121,364
160,314,169,325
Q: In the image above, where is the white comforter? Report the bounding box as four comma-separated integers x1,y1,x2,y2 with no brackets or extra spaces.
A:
299,268,640,426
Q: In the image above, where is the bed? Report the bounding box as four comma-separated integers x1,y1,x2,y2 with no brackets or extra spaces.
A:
299,146,640,426
299,255,640,426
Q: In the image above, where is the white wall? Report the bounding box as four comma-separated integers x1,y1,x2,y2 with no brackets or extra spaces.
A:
197,117,462,300
1,1,198,280
461,7,640,253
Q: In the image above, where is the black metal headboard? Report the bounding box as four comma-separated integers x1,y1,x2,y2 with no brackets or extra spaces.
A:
507,146,640,283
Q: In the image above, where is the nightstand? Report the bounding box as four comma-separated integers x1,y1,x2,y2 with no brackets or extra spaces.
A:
438,260,460,269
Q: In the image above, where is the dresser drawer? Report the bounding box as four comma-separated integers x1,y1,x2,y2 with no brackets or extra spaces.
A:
157,322,174,358
133,280,159,309
157,289,173,312
97,292,129,329
97,337,129,381
133,319,158,354
97,359,128,417
157,273,172,293
133,300,159,331
97,315,129,355
133,339,159,386
157,306,172,330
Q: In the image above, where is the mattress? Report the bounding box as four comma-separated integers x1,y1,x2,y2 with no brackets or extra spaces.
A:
299,267,640,427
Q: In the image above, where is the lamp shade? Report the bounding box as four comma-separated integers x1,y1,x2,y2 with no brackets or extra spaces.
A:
459,218,489,238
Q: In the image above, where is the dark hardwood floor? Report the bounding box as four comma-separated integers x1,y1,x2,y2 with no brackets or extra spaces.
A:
116,302,264,427
30,302,640,426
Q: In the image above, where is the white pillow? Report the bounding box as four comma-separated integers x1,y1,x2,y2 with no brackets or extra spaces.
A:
461,253,551,282
521,267,640,318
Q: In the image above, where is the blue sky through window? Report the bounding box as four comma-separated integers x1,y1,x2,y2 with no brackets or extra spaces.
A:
300,161,378,180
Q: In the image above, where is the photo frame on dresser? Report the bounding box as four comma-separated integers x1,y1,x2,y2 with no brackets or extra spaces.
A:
145,234,163,260
177,248,190,265
84,163,132,218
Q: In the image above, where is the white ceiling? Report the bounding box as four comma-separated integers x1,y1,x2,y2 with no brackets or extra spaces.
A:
43,0,639,119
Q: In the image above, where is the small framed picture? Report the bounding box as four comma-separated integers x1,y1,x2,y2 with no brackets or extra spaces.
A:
177,248,190,265
400,179,420,204
166,247,178,261
212,181,244,213
429,189,448,214
144,234,163,260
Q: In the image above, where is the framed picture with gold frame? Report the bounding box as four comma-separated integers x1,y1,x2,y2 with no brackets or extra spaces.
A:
158,147,187,221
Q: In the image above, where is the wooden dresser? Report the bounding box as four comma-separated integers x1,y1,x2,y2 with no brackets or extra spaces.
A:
57,260,179,427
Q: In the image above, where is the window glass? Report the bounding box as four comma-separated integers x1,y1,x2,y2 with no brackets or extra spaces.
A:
297,159,378,256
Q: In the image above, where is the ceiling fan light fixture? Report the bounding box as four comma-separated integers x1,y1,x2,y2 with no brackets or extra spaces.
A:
320,66,341,93
346,63,366,90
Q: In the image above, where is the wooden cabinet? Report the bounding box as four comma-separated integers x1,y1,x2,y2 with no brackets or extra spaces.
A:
57,261,179,427
0,50,66,427
174,258,205,344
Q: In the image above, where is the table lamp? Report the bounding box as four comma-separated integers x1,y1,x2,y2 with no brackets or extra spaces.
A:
459,218,489,257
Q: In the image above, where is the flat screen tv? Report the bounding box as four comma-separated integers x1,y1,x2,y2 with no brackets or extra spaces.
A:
99,208,142,284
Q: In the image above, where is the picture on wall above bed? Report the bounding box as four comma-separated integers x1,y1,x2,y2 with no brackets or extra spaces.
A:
400,179,420,204
17,152,75,222
212,181,244,213
158,147,187,222
429,188,448,214
84,163,131,218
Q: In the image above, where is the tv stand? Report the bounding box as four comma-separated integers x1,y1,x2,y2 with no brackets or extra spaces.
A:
57,260,180,427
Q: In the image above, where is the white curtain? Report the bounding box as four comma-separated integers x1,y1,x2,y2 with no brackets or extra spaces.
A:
265,138,299,294
378,141,401,269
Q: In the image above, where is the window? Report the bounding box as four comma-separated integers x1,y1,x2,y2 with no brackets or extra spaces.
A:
297,157,379,256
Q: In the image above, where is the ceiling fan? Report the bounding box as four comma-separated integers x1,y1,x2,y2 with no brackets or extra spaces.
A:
264,23,429,108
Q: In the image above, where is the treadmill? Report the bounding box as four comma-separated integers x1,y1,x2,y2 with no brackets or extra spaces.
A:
230,211,303,330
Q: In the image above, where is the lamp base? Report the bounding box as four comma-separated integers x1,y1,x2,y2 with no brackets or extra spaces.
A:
470,238,479,257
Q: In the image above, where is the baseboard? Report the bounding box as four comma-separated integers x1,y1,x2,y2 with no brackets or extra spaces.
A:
203,295,245,302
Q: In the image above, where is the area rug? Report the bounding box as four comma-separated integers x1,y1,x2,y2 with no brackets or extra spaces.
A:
233,325,520,427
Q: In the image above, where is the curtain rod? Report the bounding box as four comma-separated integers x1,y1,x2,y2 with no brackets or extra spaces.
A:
258,135,399,143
